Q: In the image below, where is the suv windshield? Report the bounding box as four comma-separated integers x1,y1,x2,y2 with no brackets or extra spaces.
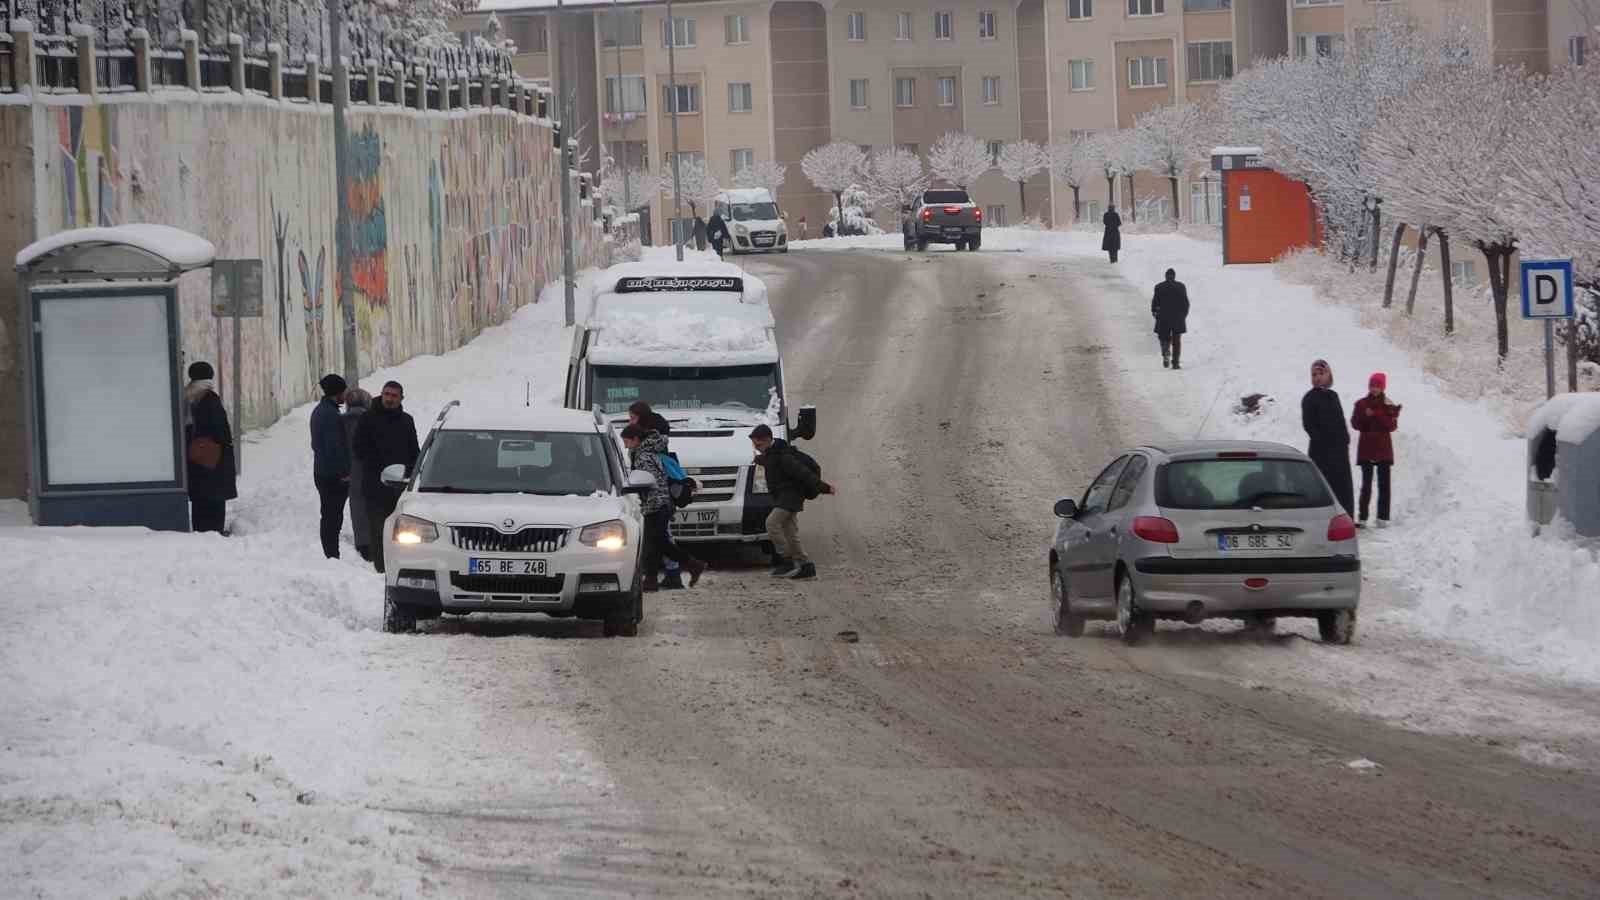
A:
730,202,779,221
923,190,970,205
593,364,777,416
418,430,613,495
1156,459,1333,510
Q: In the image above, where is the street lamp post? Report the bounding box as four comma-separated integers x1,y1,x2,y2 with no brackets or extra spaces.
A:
329,0,357,384
613,0,632,218
556,0,578,326
666,0,684,261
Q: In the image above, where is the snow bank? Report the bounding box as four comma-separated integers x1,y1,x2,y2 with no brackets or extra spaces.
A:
1529,392,1600,445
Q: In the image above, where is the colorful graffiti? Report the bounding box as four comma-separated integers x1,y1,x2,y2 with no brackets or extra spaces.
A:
349,126,390,367
299,247,327,393
55,107,120,228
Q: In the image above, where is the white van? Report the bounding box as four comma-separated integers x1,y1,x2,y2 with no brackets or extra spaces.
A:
564,261,816,548
713,188,789,254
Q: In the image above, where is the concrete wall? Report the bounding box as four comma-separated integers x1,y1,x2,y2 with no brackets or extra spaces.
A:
1,92,608,500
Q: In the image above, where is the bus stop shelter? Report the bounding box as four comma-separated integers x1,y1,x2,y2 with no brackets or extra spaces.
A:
1212,147,1323,265
15,225,215,530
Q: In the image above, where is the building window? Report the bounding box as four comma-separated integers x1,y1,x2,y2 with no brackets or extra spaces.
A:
1570,35,1587,66
662,83,701,114
849,78,870,109
899,142,919,154
1189,179,1221,223
895,77,916,107
725,14,749,45
1182,0,1229,9
986,205,1007,226
847,12,866,41
1127,0,1164,15
507,16,549,53
1452,259,1478,283
662,16,696,48
606,75,647,113
731,149,755,174
986,140,1003,163
1069,128,1095,141
1068,0,1093,19
981,76,1001,104
935,11,953,39
729,82,753,113
1186,41,1233,82
936,76,958,106
1083,199,1101,222
1295,33,1345,58
896,11,914,39
978,10,998,39
1069,59,1094,90
600,10,643,48
1127,56,1169,87
663,150,705,171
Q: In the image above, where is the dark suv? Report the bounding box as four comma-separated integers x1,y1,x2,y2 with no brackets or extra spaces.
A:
903,189,983,251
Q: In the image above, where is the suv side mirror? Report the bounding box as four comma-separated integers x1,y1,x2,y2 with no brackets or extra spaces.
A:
623,470,656,494
1053,498,1078,519
381,464,409,487
790,405,818,441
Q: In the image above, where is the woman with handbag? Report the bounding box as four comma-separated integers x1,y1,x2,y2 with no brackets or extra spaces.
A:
184,361,238,534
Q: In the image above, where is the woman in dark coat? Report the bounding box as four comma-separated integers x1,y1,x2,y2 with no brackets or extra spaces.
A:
1102,206,1122,263
706,211,730,259
341,387,374,560
1350,372,1401,527
1301,359,1354,517
183,361,238,534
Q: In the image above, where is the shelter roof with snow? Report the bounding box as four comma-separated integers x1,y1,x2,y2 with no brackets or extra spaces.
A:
15,225,216,282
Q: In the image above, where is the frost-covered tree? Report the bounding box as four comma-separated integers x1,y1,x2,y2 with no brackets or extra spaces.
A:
1047,136,1091,223
996,140,1047,221
1507,60,1600,369
733,160,788,200
664,154,721,219
1103,129,1150,222
1134,103,1203,224
801,141,869,236
862,147,928,215
600,157,658,214
826,185,881,236
928,132,992,191
1367,59,1535,359
1082,132,1119,210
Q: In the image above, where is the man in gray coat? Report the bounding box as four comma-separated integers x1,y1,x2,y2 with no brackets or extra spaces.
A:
340,387,373,561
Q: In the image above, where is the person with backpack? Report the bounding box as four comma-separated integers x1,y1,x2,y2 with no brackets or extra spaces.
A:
749,424,834,580
622,424,706,593
628,401,691,589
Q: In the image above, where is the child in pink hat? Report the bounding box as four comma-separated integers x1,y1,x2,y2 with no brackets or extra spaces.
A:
1350,372,1401,527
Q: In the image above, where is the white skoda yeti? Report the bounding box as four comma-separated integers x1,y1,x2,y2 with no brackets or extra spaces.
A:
378,403,655,636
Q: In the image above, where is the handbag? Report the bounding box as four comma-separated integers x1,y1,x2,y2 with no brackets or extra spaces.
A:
188,436,223,470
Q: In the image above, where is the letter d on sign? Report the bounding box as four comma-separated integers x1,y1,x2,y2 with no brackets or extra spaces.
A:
1536,274,1558,305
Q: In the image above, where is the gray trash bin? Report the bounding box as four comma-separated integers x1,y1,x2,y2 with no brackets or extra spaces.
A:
1527,394,1600,537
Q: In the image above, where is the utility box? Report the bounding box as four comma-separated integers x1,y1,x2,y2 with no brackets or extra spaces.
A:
1211,147,1323,265
1526,393,1600,537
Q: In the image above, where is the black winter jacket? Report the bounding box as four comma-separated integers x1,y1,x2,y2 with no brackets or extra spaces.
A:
352,404,419,496
310,396,351,479
1101,210,1122,252
1151,279,1190,334
186,383,238,501
758,439,825,513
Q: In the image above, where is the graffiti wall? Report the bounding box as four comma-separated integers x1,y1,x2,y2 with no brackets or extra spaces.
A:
0,94,608,496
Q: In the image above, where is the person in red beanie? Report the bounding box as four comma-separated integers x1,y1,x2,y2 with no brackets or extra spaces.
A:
1350,372,1401,527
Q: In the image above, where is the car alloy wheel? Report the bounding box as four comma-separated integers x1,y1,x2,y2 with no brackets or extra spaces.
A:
1052,568,1085,637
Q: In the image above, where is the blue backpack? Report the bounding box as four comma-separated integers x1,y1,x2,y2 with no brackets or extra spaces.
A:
657,453,697,507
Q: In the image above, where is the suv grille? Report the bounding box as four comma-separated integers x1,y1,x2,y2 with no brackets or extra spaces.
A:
670,521,718,538
450,573,566,594
687,466,739,504
451,526,569,553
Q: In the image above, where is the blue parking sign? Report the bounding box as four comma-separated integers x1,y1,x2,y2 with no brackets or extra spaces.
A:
1520,259,1575,320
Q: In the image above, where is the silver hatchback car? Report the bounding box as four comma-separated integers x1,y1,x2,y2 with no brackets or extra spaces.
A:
1049,441,1360,645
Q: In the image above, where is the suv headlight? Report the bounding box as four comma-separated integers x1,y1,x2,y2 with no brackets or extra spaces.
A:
578,519,627,550
393,514,439,545
751,465,769,494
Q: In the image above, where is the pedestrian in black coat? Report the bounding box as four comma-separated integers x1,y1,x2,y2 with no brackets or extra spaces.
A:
706,212,731,259
352,380,419,573
341,387,374,560
750,424,834,581
1102,207,1122,263
310,373,350,559
184,361,238,534
1151,268,1190,369
1302,359,1355,517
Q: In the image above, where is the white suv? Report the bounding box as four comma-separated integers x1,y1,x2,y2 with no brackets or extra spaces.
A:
378,403,656,636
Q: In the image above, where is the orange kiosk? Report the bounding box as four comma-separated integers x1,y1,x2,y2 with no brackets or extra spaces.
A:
1212,147,1323,265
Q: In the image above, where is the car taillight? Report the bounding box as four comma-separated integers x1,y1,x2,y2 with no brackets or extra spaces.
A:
921,209,932,221
1132,516,1180,544
1327,514,1357,541
974,208,983,221
1244,577,1270,590
943,205,961,214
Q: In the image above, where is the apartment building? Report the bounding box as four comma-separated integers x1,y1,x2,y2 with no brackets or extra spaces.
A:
455,0,1557,241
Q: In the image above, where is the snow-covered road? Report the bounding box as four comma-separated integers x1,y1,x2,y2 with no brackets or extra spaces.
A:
5,234,1600,897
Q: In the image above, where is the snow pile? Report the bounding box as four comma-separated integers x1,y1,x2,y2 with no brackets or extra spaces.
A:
1528,392,1600,445
1,291,614,895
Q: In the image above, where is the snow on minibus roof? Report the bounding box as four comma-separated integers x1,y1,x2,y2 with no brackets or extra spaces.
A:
587,299,778,367
596,259,769,305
